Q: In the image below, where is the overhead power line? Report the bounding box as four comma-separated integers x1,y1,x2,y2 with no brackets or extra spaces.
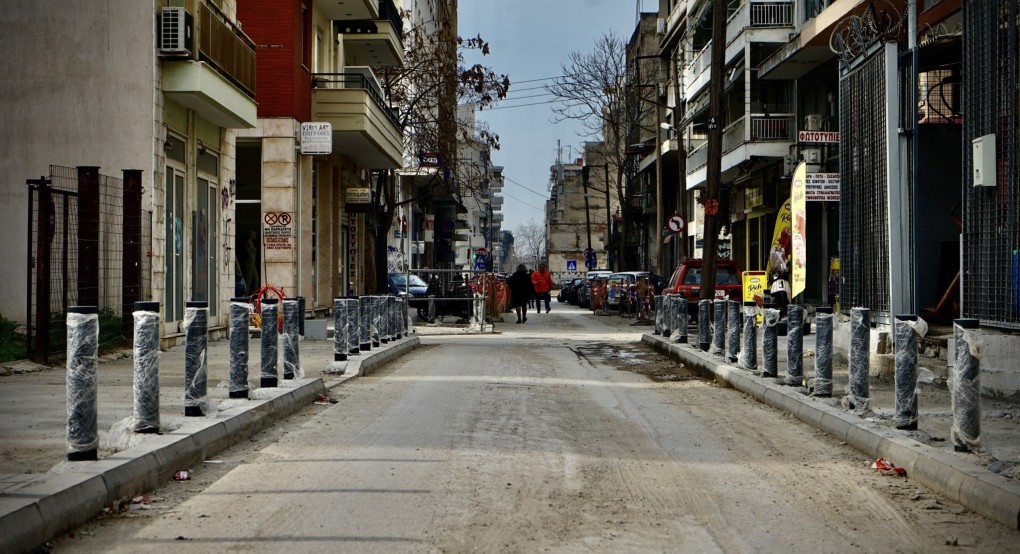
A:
484,99,563,111
504,175,549,198
500,190,545,211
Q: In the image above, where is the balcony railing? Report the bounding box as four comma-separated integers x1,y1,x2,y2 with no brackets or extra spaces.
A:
749,113,794,140
379,0,404,42
750,1,794,28
198,2,256,98
722,116,746,153
688,142,709,172
312,72,400,128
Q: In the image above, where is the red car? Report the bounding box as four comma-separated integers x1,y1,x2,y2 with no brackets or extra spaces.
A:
663,258,743,304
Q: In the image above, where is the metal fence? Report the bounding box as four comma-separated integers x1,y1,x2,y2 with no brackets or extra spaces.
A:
839,48,892,320
26,166,149,361
962,1,1020,329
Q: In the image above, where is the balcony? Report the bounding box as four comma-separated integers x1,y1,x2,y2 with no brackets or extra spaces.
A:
315,0,379,21
311,70,402,169
163,61,257,128
685,113,794,188
338,0,404,67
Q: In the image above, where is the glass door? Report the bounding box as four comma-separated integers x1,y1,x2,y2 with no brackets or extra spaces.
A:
164,168,185,321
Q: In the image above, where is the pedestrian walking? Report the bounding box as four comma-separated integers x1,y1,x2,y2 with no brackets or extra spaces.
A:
507,264,536,324
531,263,555,313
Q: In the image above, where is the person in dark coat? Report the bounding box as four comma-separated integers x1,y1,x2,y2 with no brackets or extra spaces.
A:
506,264,536,324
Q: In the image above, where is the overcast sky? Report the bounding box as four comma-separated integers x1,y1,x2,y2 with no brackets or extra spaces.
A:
459,0,653,234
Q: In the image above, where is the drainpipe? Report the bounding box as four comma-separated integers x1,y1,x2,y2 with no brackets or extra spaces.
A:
909,0,920,313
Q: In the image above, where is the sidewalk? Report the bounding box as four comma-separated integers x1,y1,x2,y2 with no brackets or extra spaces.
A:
0,329,420,554
643,330,1020,530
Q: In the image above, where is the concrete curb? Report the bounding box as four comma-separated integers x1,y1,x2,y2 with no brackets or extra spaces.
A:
642,333,1020,530
358,336,421,377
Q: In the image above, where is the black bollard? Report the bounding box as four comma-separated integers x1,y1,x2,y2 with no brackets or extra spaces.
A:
132,301,161,433
785,305,804,386
349,297,361,355
711,299,726,356
894,314,920,430
282,298,300,379
327,297,348,374
661,295,672,337
381,296,391,343
359,296,372,351
184,301,208,417
698,299,711,351
654,295,664,335
847,307,871,411
66,306,99,461
674,296,688,344
726,300,741,363
740,301,757,370
952,319,981,452
762,308,780,378
260,298,279,387
228,298,250,399
297,296,306,336
814,307,833,397
371,296,381,347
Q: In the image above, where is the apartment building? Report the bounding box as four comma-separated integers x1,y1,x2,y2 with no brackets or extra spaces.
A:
1,0,257,354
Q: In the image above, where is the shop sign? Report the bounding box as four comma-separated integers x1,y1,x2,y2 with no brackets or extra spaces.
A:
263,211,293,250
419,152,441,168
798,130,840,143
345,187,372,213
300,122,332,155
805,173,840,201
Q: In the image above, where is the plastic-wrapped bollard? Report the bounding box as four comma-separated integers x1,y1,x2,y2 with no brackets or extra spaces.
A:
726,300,740,363
349,297,361,355
894,314,921,430
671,296,688,344
662,295,673,337
698,299,711,351
846,307,871,412
260,298,279,387
132,302,161,433
360,297,372,351
282,298,300,380
297,296,306,336
228,299,250,399
762,308,780,378
654,295,664,335
710,299,726,356
67,306,99,461
390,296,400,340
184,301,208,416
371,296,381,347
951,319,982,452
813,307,834,397
739,302,757,370
381,296,391,343
327,298,348,374
784,305,804,386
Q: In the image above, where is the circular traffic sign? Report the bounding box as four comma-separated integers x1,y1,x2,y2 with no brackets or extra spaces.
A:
476,247,488,255
666,213,686,234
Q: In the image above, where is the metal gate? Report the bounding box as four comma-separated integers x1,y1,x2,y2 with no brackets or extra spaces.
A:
839,46,893,320
962,0,1020,329
26,166,148,362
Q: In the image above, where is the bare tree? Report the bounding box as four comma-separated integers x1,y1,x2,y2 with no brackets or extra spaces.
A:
361,11,510,290
515,219,547,270
545,32,657,270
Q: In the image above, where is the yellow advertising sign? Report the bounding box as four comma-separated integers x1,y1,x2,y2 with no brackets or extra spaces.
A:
791,162,807,298
743,270,767,325
765,198,792,277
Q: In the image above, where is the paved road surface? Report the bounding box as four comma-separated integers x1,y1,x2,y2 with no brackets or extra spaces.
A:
52,306,1019,552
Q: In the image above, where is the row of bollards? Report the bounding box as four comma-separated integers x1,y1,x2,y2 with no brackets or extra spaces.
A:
654,298,985,450
65,295,411,461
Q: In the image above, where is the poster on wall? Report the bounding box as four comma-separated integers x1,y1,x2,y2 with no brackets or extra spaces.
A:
790,162,807,298
263,211,293,250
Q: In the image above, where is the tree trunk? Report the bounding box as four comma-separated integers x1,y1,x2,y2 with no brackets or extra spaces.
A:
699,0,727,300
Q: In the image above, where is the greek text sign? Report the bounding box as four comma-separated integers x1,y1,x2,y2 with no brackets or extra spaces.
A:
805,173,840,201
798,130,840,143
263,212,293,250
300,122,332,155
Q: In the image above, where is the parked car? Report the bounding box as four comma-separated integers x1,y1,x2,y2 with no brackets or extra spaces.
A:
566,277,585,305
605,271,653,312
579,270,613,308
557,278,573,302
662,259,743,320
388,272,429,306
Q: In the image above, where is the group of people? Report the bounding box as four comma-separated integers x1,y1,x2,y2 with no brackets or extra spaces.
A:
506,263,555,324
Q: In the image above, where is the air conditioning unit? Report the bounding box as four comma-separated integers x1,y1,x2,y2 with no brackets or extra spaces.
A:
783,155,796,176
159,7,193,57
804,114,823,131
802,148,822,164
656,18,666,35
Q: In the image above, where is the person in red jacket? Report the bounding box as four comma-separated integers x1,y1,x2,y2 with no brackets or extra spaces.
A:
531,263,555,313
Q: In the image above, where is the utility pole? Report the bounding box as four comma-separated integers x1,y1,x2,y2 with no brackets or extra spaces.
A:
582,166,593,262
699,0,726,301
